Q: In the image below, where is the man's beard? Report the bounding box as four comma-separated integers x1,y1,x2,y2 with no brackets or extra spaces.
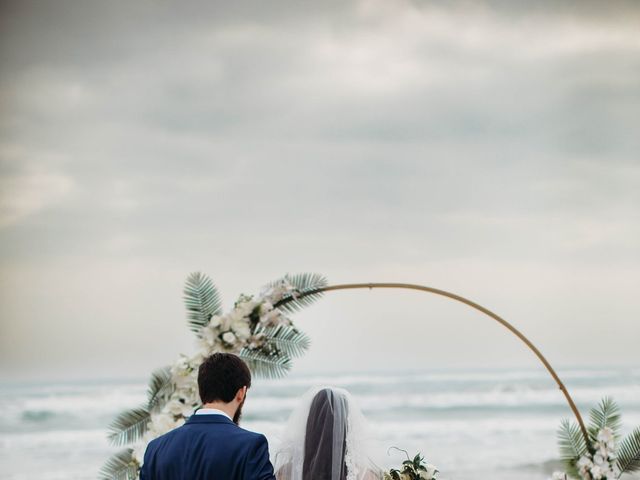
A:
233,398,245,425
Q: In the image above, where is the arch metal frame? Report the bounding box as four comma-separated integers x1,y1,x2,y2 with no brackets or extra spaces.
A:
277,282,590,445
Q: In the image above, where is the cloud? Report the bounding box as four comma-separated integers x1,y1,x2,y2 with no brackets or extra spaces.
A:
0,0,639,379
0,147,74,227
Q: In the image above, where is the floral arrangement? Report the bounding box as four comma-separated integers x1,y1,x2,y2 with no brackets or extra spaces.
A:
550,397,640,480
384,449,439,480
100,272,327,480
100,272,640,480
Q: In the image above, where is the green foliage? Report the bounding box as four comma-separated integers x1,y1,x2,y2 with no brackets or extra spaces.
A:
183,272,223,334
384,448,437,480
258,324,311,358
238,347,292,379
271,272,328,314
103,271,320,479
556,397,640,478
99,448,138,480
107,406,150,447
617,427,640,474
557,418,588,478
588,396,621,443
146,366,173,411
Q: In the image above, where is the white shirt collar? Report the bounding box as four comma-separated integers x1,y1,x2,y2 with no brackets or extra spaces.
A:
194,408,233,421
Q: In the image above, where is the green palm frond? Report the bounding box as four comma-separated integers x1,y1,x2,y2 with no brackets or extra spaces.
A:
107,406,150,447
147,366,173,411
617,427,640,473
258,324,311,358
270,272,328,314
558,418,588,477
184,272,223,334
588,397,622,442
238,348,292,379
99,448,138,480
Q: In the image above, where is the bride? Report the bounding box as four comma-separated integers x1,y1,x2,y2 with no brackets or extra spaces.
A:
274,386,381,480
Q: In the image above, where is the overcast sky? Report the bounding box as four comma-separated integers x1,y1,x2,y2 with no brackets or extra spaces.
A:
1,0,639,382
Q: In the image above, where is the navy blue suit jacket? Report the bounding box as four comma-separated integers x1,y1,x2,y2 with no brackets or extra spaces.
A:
140,414,276,480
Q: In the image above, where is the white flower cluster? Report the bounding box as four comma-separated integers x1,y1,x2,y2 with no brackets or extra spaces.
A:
577,427,620,480
419,465,439,480
132,279,298,464
197,287,293,354
550,427,620,480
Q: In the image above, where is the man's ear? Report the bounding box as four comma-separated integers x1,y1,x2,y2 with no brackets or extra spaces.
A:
235,386,247,402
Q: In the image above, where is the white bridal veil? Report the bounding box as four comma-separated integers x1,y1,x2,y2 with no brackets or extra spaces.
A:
273,386,380,480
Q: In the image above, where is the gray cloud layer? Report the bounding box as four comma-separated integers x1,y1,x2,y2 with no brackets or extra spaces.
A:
1,1,639,380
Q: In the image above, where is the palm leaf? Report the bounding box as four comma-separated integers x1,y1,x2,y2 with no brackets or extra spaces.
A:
147,366,173,411
617,427,640,473
107,406,150,447
238,348,292,379
558,418,588,478
271,272,328,314
258,324,311,358
99,448,138,480
183,272,223,334
588,397,622,442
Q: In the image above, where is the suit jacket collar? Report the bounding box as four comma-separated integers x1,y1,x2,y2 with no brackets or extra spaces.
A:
186,413,236,426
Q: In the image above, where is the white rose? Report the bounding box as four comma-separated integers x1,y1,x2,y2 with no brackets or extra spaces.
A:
590,465,605,479
171,355,190,374
209,315,222,328
200,326,217,348
421,464,438,479
597,427,614,442
173,374,194,392
551,472,567,480
219,314,232,331
244,301,259,316
172,361,197,390
229,306,246,323
593,452,606,466
234,298,256,317
166,398,194,417
597,427,616,449
259,301,274,315
222,331,237,345
232,320,251,341
149,412,178,436
577,455,593,469
598,445,610,461
260,309,282,326
264,282,292,302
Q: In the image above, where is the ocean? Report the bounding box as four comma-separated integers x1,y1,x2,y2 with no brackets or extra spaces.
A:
1,366,639,480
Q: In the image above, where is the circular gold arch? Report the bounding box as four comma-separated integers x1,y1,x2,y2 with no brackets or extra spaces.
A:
278,281,590,445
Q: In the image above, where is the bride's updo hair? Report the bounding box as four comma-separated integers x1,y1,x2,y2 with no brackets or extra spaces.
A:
303,388,348,480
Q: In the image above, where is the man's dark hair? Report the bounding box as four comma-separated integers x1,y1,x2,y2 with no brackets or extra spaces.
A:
198,353,252,404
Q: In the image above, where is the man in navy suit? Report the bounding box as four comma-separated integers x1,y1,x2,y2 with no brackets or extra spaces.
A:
140,353,276,480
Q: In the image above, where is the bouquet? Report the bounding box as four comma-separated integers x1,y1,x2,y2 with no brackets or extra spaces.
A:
551,397,640,480
384,448,439,480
